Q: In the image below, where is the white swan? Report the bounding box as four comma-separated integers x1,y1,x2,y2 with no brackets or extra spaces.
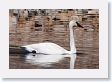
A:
21,20,83,55
21,20,83,69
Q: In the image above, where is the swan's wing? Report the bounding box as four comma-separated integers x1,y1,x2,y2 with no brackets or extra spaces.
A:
30,43,68,55
21,42,69,55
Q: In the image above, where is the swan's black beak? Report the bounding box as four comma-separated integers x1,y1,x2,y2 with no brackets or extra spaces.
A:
76,22,84,28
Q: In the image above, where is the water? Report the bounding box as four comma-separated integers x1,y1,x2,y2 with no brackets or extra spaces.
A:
9,31,99,69
9,53,70,69
9,47,98,69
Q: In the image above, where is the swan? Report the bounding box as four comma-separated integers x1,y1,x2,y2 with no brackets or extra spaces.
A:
21,20,83,69
21,20,83,55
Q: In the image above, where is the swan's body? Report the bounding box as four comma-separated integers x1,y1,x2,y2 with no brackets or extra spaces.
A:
22,42,70,55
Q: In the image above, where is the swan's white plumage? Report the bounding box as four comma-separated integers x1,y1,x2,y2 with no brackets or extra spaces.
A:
22,42,69,55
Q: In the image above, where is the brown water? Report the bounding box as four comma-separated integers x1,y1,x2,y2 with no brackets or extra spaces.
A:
9,31,99,69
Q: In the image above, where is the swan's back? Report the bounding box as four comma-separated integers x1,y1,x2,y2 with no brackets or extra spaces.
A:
23,42,68,55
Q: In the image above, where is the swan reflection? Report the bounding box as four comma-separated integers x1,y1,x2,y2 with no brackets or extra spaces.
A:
25,53,66,67
25,53,76,69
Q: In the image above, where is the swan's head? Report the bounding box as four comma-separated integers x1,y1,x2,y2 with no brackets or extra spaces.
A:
69,20,83,29
69,16,83,28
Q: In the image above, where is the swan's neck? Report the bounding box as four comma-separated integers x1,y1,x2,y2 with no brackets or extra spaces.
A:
69,25,76,53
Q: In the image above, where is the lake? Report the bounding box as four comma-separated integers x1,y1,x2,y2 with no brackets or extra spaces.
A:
9,31,99,69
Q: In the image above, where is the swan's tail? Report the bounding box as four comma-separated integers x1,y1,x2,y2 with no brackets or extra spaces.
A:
20,47,31,53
